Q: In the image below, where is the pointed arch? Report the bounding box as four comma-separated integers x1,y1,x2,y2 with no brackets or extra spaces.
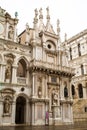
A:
17,56,29,77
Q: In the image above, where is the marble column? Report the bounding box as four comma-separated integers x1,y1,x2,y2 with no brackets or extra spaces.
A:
11,101,16,124
26,100,29,124
5,21,9,40
69,78,72,99
32,73,35,97
12,65,17,84
0,99,3,124
14,24,17,42
32,103,35,125
1,63,6,82
45,75,48,98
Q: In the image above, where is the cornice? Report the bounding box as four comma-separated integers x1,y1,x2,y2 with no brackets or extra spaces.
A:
67,29,87,44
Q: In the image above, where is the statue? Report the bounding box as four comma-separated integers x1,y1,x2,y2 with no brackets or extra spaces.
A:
5,66,11,80
26,23,29,34
4,98,10,113
8,26,14,39
52,91,58,105
64,86,68,97
34,8,38,18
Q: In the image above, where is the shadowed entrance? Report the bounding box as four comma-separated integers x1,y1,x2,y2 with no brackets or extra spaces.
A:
15,96,26,124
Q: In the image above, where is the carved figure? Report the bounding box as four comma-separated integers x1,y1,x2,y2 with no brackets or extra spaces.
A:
5,66,11,79
8,26,14,39
64,86,68,97
4,98,10,113
52,91,58,105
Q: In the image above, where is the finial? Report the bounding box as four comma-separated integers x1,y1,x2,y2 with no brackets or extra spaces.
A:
26,23,29,34
39,8,43,19
46,6,50,22
15,12,18,18
57,19,60,35
33,8,38,27
35,8,38,18
64,33,67,41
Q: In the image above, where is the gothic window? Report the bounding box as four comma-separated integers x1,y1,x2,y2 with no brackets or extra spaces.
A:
78,84,83,98
69,47,72,60
78,43,81,56
17,59,27,77
81,64,84,75
71,85,75,98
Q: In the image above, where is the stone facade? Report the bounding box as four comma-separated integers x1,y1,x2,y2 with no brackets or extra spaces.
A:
0,7,74,126
64,30,87,122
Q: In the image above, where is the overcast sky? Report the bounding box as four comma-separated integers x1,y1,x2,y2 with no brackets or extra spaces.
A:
0,0,87,41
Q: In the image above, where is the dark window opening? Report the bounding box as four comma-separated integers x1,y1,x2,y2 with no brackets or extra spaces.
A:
71,85,75,96
81,64,84,75
69,47,72,60
85,107,87,112
78,44,81,56
78,84,83,98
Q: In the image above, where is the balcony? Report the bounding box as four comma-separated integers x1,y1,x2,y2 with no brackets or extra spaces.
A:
17,77,26,85
30,59,75,74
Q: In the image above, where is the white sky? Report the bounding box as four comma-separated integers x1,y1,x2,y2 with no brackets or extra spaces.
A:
0,0,87,41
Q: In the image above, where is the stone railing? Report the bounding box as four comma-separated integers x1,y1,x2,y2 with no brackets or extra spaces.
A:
30,59,75,74
17,77,26,85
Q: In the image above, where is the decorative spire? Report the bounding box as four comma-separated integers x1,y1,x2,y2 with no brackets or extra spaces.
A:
33,8,38,28
46,7,50,23
57,19,60,35
39,8,45,31
39,8,43,19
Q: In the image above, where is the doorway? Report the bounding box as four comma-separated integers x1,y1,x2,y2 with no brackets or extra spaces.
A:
15,96,26,124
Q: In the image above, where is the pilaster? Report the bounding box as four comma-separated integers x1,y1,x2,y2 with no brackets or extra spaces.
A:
11,101,16,124
12,64,17,84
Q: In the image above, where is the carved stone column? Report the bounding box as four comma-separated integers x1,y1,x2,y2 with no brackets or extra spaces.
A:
26,100,29,124
31,103,35,125
14,24,17,42
32,73,35,97
5,20,9,40
1,63,6,82
0,99,3,124
45,75,48,98
12,64,17,84
11,101,16,124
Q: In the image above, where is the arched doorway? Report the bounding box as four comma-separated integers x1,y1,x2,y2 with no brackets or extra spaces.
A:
15,96,26,124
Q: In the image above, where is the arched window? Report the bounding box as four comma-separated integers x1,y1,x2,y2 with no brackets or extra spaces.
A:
78,43,81,56
71,85,75,98
78,84,83,98
69,47,72,60
17,59,27,77
81,64,84,75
